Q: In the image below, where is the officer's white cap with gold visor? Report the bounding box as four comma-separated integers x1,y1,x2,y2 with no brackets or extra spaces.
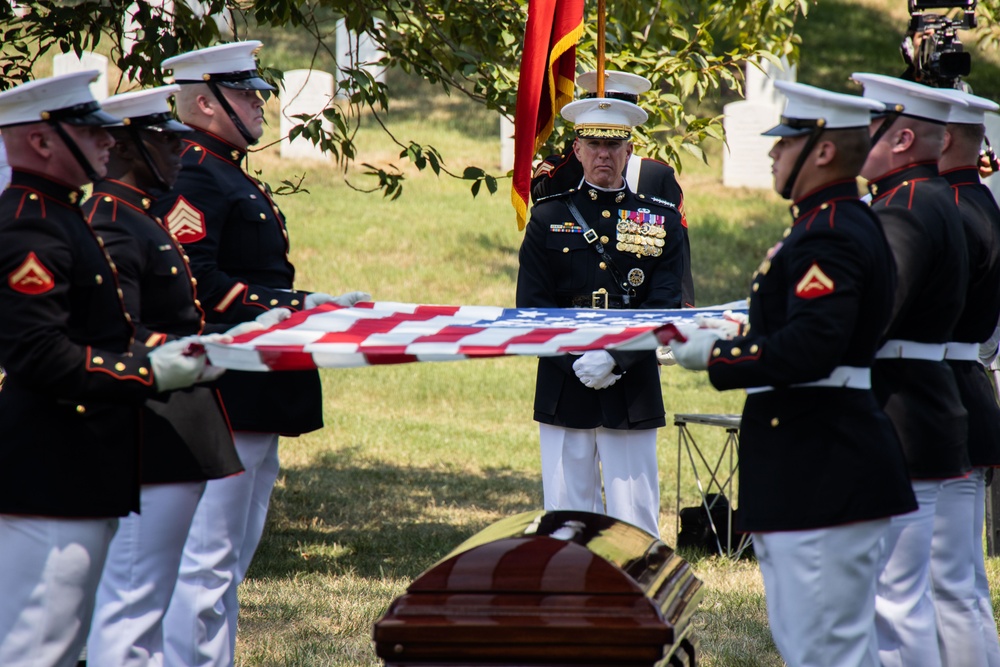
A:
163,40,276,93
763,80,886,137
561,97,648,140
0,70,119,128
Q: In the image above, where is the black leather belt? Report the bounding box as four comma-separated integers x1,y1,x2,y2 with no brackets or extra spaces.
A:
561,291,633,309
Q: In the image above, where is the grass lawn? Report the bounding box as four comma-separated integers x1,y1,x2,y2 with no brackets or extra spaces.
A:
199,1,1000,664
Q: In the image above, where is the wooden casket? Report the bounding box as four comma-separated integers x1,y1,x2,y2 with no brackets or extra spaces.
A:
373,510,704,666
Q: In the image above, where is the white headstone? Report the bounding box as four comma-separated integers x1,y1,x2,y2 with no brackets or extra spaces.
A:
335,18,386,99
0,134,10,193
500,114,515,172
722,58,796,190
983,113,1000,202
52,51,109,101
280,69,334,162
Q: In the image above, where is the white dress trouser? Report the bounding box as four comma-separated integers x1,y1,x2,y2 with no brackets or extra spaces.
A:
0,515,117,667
973,468,1000,666
753,519,888,667
87,481,206,667
877,479,944,667
162,432,280,667
932,472,989,666
539,423,660,537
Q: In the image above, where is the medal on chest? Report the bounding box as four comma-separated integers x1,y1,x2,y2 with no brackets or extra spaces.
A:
615,209,665,258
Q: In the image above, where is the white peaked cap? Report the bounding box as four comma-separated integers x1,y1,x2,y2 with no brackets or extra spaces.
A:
0,70,119,128
934,87,999,124
577,71,652,96
763,80,886,137
163,41,275,91
100,85,190,132
852,72,967,124
561,97,648,139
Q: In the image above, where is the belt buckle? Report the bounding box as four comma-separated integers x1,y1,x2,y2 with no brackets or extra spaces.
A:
583,229,599,244
592,288,609,309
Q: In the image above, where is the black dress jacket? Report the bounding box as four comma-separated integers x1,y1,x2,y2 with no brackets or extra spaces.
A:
942,166,1000,467
517,184,685,430
869,162,970,479
151,130,323,436
0,170,164,517
708,180,917,532
532,147,695,308
86,179,243,484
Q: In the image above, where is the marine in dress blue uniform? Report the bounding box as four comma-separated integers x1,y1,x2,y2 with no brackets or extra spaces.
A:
150,42,369,667
854,72,971,667
517,96,685,537
0,72,216,667
671,81,917,667
83,86,246,667
531,71,695,308
932,88,1000,667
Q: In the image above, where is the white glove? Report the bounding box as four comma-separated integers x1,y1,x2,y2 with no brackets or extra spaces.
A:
305,291,371,309
573,350,618,388
331,290,371,306
694,310,746,340
223,307,292,337
589,371,622,390
225,321,264,337
980,319,1000,366
149,336,212,391
656,346,677,366
192,334,230,383
671,329,721,372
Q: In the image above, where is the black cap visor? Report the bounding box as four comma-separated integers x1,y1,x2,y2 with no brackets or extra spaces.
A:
50,101,121,127
147,118,193,133
214,73,276,93
762,123,812,137
133,114,192,133
762,116,824,138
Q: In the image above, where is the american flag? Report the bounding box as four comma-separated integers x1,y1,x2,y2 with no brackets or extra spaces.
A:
204,301,746,371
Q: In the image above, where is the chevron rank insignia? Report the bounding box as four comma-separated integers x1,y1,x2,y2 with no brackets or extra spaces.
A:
795,262,835,299
8,251,55,295
532,160,555,178
166,196,206,243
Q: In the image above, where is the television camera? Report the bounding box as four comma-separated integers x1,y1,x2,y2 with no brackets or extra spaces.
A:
901,0,977,89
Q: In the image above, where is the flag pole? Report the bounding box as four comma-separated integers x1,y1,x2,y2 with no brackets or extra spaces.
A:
596,0,606,97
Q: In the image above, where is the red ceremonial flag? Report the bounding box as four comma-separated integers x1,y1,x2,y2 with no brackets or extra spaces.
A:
510,0,584,231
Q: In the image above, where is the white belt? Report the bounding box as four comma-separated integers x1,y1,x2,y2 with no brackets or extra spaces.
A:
875,339,947,361
944,342,980,361
746,366,871,394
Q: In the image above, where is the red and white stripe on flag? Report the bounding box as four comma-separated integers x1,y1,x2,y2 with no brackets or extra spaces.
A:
204,301,745,372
